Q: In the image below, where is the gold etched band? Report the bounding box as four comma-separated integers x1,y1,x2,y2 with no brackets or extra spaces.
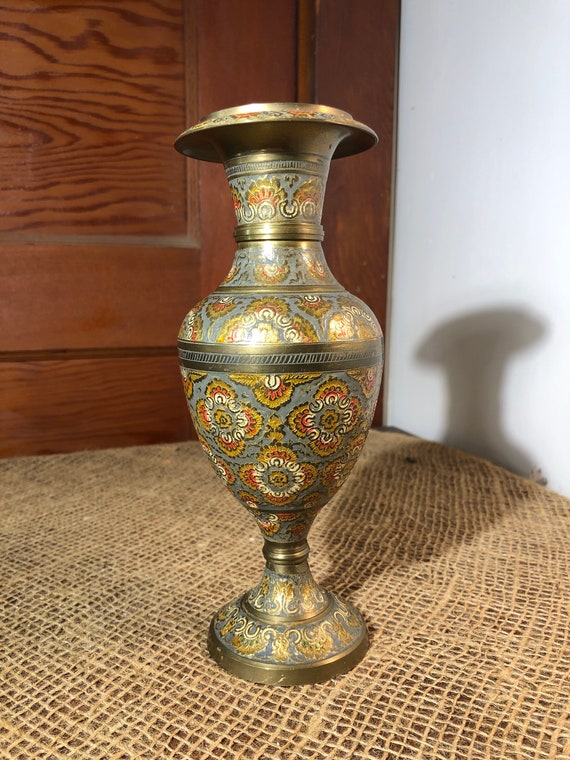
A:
178,337,383,373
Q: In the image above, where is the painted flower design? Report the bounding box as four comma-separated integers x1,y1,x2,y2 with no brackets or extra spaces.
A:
287,379,361,456
219,298,318,343
196,380,263,457
321,433,367,492
347,366,381,399
299,294,333,319
246,177,286,220
230,372,315,409
255,513,280,537
239,445,317,506
302,252,327,281
230,186,242,214
206,296,237,321
254,260,290,284
293,177,322,218
198,436,236,485
178,303,205,340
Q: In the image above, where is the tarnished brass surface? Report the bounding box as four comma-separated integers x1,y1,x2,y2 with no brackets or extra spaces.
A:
207,539,369,685
174,103,377,164
174,103,382,684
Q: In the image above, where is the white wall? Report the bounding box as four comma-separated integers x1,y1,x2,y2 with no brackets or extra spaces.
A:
386,0,570,495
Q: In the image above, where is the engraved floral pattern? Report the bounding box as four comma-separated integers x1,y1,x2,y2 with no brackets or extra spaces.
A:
245,177,287,221
287,379,361,456
218,298,319,343
230,373,316,409
321,433,367,492
212,596,364,663
205,296,237,321
327,298,380,341
196,380,263,457
239,445,317,506
293,177,321,218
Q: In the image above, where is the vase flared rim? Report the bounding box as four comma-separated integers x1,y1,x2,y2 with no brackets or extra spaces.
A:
174,102,378,163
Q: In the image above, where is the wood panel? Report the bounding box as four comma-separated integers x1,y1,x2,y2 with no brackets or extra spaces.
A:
0,0,200,456
0,0,193,241
0,244,200,351
0,356,189,457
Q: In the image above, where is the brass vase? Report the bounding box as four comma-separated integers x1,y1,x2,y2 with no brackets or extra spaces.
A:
174,103,383,684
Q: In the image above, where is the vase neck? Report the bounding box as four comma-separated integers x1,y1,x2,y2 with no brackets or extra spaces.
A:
224,152,330,243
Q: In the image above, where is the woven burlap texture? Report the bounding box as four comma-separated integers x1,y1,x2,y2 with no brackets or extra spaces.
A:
1,431,569,759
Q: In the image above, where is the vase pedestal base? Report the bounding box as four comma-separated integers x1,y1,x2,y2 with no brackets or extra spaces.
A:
207,589,368,685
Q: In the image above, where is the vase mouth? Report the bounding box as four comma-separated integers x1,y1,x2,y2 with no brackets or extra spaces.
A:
174,102,378,163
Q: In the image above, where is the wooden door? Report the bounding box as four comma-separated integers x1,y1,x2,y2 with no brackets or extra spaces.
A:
0,0,398,456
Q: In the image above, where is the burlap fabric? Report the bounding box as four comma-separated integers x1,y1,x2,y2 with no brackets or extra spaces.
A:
1,431,569,759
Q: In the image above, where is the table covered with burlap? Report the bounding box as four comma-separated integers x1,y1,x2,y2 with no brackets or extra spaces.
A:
1,430,569,759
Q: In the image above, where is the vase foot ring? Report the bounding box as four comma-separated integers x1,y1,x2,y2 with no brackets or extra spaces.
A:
207,592,369,685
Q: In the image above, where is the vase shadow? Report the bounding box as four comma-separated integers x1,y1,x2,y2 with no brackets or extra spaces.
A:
416,306,548,478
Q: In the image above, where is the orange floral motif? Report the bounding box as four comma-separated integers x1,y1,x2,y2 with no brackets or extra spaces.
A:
298,295,333,319
178,303,205,340
206,296,237,320
219,298,319,344
196,380,263,457
198,436,236,486
230,186,242,214
253,260,290,283
293,177,321,217
246,177,286,219
287,379,361,456
239,445,317,506
321,433,367,492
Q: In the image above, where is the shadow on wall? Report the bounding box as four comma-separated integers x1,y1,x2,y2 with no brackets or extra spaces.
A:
416,306,548,480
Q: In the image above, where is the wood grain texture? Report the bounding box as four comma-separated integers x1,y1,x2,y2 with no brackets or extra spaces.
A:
0,355,190,457
0,0,192,240
0,0,201,455
0,243,201,352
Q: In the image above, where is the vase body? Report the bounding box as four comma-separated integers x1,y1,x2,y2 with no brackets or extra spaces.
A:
175,104,383,684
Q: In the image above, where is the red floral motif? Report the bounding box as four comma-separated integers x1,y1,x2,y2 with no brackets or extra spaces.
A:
178,300,206,340
256,514,280,537
348,367,381,399
254,261,290,284
246,177,286,209
239,445,317,507
196,380,263,457
206,296,237,320
287,379,361,456
321,434,367,492
230,186,242,213
198,436,236,485
299,295,333,319
294,178,321,217
230,373,316,410
219,298,318,344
